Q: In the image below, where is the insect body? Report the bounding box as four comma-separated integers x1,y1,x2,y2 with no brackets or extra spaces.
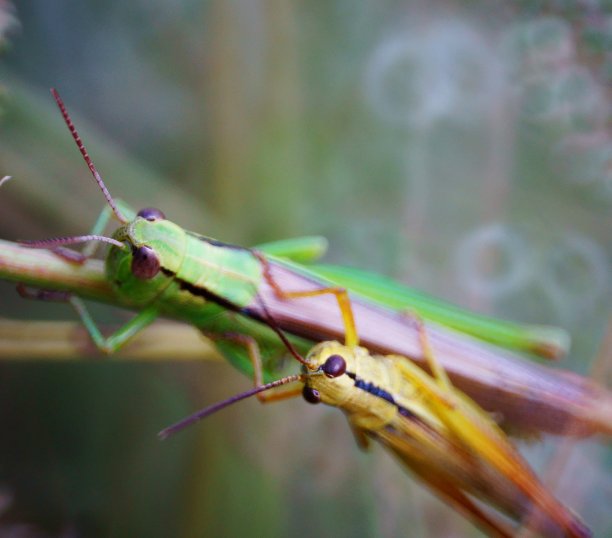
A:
10,89,612,439
107,210,263,320
160,314,591,537
301,338,591,538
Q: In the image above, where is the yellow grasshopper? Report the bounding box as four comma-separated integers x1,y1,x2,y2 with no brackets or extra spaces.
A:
299,334,589,536
160,296,591,538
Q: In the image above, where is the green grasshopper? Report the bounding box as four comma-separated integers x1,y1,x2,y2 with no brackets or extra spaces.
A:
14,89,612,440
159,305,591,538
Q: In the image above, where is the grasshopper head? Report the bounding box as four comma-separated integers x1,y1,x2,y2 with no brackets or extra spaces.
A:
105,208,187,306
302,341,357,407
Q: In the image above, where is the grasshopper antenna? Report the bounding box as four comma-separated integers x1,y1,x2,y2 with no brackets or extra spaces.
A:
159,294,314,440
158,373,304,440
19,234,125,251
50,88,128,224
253,292,310,366
19,91,128,253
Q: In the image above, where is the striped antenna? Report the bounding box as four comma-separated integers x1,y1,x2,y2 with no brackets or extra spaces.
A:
158,294,314,440
20,234,125,250
50,88,128,223
253,292,310,366
158,373,304,439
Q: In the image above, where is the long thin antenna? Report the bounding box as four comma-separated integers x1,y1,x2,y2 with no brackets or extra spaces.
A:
158,373,303,440
254,292,309,366
19,234,126,250
158,293,313,440
50,88,128,224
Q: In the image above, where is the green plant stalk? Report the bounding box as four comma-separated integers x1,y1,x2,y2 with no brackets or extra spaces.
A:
0,318,221,361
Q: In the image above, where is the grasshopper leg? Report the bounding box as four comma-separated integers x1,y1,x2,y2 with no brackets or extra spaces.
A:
69,298,159,354
79,201,134,257
16,284,159,354
255,251,358,347
81,205,116,258
397,310,452,390
396,319,592,538
16,283,72,302
201,330,302,403
348,422,371,450
50,247,89,265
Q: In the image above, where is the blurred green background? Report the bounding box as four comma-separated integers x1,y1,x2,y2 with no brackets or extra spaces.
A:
0,1,610,537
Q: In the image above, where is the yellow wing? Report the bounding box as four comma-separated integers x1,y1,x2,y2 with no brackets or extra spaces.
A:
389,354,590,538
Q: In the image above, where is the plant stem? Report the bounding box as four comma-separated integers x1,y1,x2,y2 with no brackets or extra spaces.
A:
0,238,115,303
0,319,221,361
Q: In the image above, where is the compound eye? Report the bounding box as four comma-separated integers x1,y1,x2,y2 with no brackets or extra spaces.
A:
137,207,166,221
322,354,346,378
302,385,321,404
131,246,161,279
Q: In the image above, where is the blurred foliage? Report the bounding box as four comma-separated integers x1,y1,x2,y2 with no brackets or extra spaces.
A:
0,1,610,537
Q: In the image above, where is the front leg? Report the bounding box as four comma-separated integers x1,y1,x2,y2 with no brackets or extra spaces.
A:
254,251,359,347
70,298,159,354
201,330,302,403
16,284,159,355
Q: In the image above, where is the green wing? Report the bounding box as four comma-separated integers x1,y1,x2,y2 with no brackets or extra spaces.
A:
255,236,328,264
309,263,569,359
256,235,568,358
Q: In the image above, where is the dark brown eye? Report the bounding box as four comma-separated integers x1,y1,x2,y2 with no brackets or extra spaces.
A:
322,354,346,378
131,246,161,279
302,385,321,404
137,207,165,221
